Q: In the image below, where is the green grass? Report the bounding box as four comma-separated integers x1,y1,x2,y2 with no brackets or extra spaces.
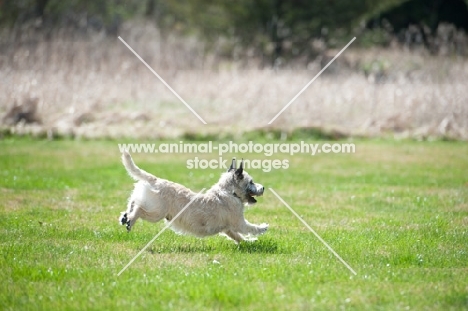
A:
1,138,467,310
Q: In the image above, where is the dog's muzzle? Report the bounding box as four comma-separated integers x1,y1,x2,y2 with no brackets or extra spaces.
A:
246,185,264,204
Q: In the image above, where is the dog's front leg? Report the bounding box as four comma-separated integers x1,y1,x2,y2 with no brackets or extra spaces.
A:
223,230,245,243
238,220,269,236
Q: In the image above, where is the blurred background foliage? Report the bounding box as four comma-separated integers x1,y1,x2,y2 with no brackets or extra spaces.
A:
2,0,468,65
1,0,467,140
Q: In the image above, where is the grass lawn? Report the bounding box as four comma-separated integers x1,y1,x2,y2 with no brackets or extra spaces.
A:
1,138,467,310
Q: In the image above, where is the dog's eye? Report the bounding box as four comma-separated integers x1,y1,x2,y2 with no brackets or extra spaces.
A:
250,181,254,184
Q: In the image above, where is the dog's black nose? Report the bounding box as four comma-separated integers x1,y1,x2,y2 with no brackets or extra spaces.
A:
261,186,265,192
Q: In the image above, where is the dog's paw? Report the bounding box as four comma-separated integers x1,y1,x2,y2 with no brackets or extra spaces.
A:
257,223,269,235
244,236,258,242
119,213,128,225
119,213,132,232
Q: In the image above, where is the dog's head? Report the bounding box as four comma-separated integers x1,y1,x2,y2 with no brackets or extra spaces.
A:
227,158,264,205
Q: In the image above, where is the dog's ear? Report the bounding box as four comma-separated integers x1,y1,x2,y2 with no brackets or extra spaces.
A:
228,158,236,172
235,158,244,178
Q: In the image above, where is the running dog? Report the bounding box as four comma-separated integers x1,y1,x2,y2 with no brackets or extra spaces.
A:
119,151,268,243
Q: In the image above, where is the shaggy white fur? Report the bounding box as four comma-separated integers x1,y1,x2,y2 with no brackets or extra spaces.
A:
119,151,268,243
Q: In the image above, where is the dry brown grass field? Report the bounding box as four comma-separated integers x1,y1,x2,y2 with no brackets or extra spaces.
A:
1,22,467,140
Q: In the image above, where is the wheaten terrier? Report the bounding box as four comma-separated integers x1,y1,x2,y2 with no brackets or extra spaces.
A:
119,151,268,243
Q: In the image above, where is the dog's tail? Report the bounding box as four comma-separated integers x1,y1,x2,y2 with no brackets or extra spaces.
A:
122,150,157,183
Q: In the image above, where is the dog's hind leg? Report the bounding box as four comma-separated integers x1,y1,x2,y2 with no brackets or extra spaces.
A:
119,200,142,232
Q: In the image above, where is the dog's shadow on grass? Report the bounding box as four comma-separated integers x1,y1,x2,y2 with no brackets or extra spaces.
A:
148,237,282,254
236,238,280,254
148,243,216,254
